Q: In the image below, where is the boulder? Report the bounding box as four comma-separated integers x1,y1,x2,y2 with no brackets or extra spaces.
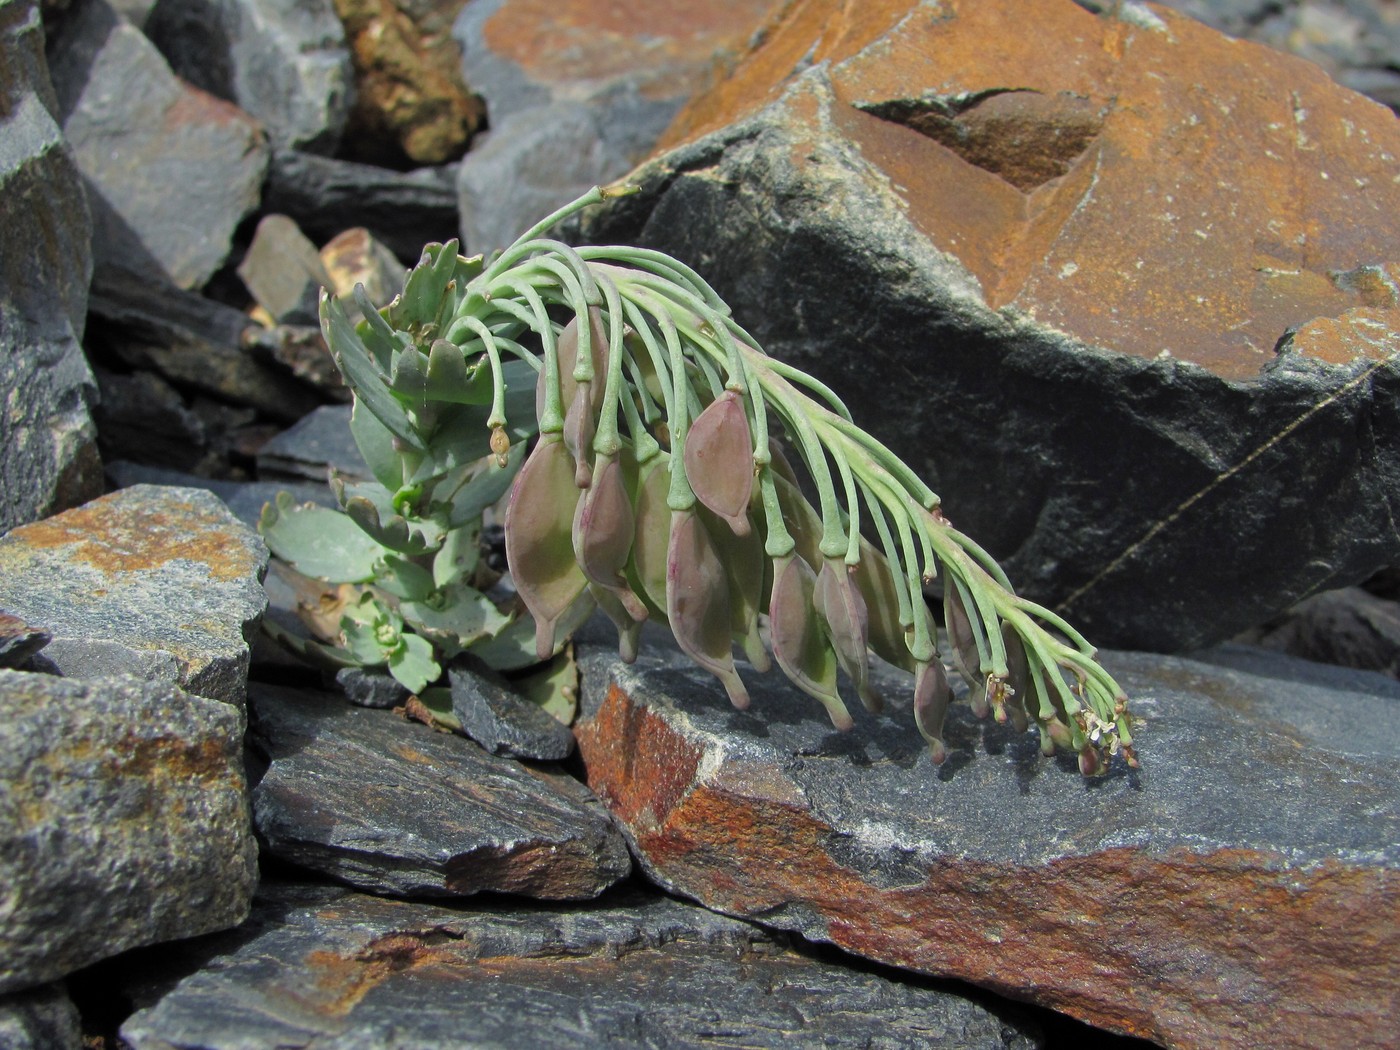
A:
0,671,258,994
452,0,789,251
0,983,82,1050
45,0,269,290
0,0,102,533
0,485,269,705
574,642,1400,1050
119,883,1042,1049
248,684,631,899
144,0,353,154
1242,586,1400,677
580,0,1400,652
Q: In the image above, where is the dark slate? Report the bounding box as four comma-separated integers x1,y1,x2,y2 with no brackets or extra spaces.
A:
335,666,409,709
256,404,370,482
119,883,1042,1050
105,461,335,529
247,684,631,899
0,982,82,1050
449,664,576,760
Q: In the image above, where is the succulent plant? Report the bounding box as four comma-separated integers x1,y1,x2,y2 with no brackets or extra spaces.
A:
265,185,1137,773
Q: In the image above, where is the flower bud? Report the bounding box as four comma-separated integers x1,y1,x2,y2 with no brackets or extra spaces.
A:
667,508,750,710
683,389,754,536
573,452,647,622
913,658,953,765
769,553,852,731
815,557,878,713
504,434,587,660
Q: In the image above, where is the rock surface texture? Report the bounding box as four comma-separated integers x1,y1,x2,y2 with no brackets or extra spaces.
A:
0,671,257,993
0,0,101,532
581,0,1400,652
119,884,1042,1049
0,485,268,705
0,983,82,1050
574,644,1400,1050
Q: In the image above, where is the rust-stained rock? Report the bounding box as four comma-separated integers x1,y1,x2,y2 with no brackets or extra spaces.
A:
582,0,1400,650
573,643,1400,1050
0,485,268,705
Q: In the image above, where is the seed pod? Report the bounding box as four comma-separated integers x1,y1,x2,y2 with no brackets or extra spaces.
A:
573,452,647,622
667,508,749,710
683,389,754,536
503,434,587,660
589,583,641,664
698,504,770,674
815,557,878,713
913,658,954,765
770,472,823,570
1078,745,1104,777
852,537,915,674
769,553,852,731
999,623,1031,733
564,381,597,488
628,453,672,620
536,308,608,485
943,582,983,691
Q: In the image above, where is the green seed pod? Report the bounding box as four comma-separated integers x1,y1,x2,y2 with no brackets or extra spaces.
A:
683,389,754,536
913,658,954,765
573,451,647,622
504,434,587,660
815,556,878,713
769,553,852,732
667,508,750,711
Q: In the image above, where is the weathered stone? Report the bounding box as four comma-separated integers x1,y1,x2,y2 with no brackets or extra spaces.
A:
320,225,404,308
574,643,1400,1050
582,0,1400,651
144,0,352,154
256,404,370,482
452,0,787,253
120,883,1041,1049
0,0,102,533
448,664,575,759
242,323,349,401
1241,586,1400,678
91,367,220,474
262,147,459,262
0,671,257,994
0,982,82,1050
248,684,631,898
0,612,50,670
0,486,268,705
335,665,408,708
45,0,269,290
334,0,483,166
104,461,336,528
237,214,332,325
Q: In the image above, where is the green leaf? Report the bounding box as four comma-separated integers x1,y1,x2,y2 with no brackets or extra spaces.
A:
442,440,525,529
323,294,420,449
512,648,579,726
414,686,463,731
462,614,538,671
425,341,490,404
353,287,404,369
348,396,408,492
373,554,437,601
388,633,441,693
432,522,482,587
402,582,511,653
259,493,388,583
261,617,361,671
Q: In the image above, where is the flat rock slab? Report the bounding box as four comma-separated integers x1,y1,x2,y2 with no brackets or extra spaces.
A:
0,671,257,994
120,883,1042,1049
449,665,576,760
247,684,631,899
0,486,268,706
574,644,1400,1050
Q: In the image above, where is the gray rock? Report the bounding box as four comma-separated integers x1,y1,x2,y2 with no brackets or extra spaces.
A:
0,485,269,706
573,642,1400,1050
45,0,269,290
0,671,257,994
0,982,82,1050
105,460,336,528
256,404,370,482
448,664,576,760
335,665,408,708
0,0,102,533
0,612,49,670
92,366,226,474
262,147,460,263
247,683,631,899
144,0,352,154
120,883,1041,1050
236,213,331,325
1240,586,1400,679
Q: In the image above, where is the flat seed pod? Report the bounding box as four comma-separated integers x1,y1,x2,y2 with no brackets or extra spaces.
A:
563,379,597,488
770,473,823,571
667,508,749,710
943,583,988,716
628,453,672,620
769,553,853,732
683,390,754,536
815,557,878,713
589,583,642,664
913,657,954,765
852,538,915,674
573,452,647,622
698,504,770,674
503,434,587,660
999,624,1031,733
535,308,609,425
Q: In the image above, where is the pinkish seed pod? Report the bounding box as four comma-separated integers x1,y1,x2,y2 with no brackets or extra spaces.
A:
769,553,852,732
589,583,641,664
536,308,608,425
504,434,587,660
628,453,672,619
943,583,984,693
1000,624,1031,734
1078,745,1104,777
683,389,754,536
852,537,915,674
573,452,647,622
815,557,878,713
913,658,954,765
666,508,749,710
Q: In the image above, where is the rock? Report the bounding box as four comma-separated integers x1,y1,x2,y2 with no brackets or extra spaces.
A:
242,323,349,401
91,366,242,475
261,147,460,262
0,0,102,533
1240,586,1400,678
0,485,269,705
335,665,408,708
144,0,352,154
237,214,332,325
320,225,404,309
120,882,1042,1049
0,982,82,1050
448,664,575,760
256,404,370,482
334,0,484,166
0,671,257,994
573,643,1400,1050
45,0,269,290
581,0,1400,652
452,0,788,252
0,612,50,670
104,461,337,528
247,684,631,898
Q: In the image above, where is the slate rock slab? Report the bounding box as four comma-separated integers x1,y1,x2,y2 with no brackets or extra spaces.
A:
247,683,631,899
120,883,1042,1049
0,0,101,533
0,485,269,706
573,644,1400,1050
45,0,269,290
0,671,257,994
256,404,370,482
582,0,1400,652
0,982,82,1050
449,664,576,760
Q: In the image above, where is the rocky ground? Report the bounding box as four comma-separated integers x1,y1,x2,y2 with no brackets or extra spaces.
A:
2,1,1398,1048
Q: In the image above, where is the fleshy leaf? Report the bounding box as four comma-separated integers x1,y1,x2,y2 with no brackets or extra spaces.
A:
402,582,511,655
388,632,441,693
432,522,481,587
259,493,387,583
683,389,753,536
666,508,749,710
768,553,852,731
512,647,580,725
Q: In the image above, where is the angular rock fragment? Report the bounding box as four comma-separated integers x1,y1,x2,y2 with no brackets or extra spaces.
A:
104,462,337,529
583,0,1400,651
574,644,1400,1050
0,982,82,1050
448,665,575,760
320,226,404,310
336,666,409,708
237,214,332,325
120,883,1041,1049
0,671,257,994
0,486,269,706
255,404,370,482
247,684,630,899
